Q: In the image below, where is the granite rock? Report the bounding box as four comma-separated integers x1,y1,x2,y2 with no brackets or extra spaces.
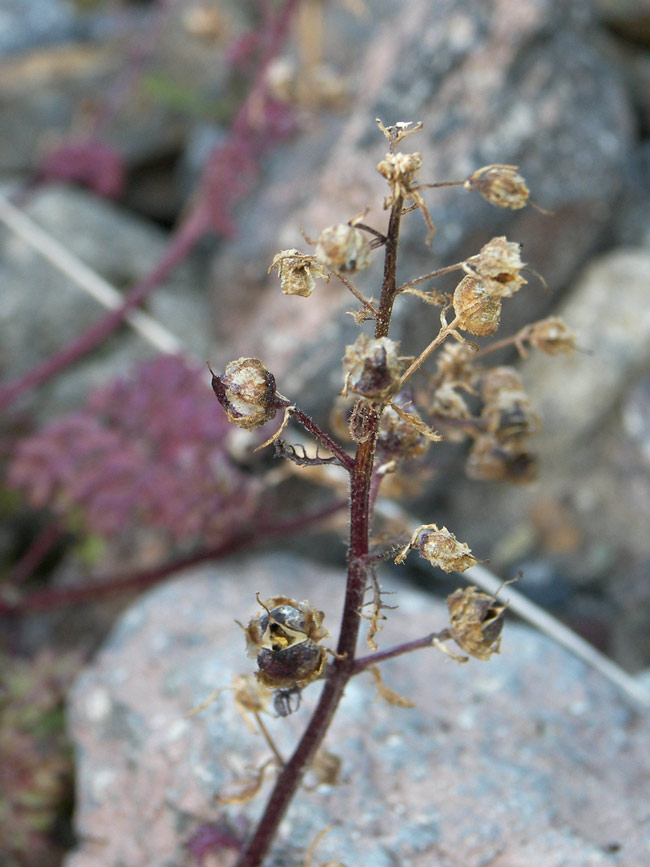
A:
65,555,650,867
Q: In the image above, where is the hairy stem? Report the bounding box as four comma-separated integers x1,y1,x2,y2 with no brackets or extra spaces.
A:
235,197,404,867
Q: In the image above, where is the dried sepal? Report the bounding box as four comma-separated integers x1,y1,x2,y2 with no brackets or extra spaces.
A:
465,236,527,299
524,316,577,356
466,434,538,484
446,585,509,660
376,118,423,148
395,524,477,573
210,358,278,430
359,565,397,650
386,400,443,444
342,334,403,401
216,757,277,805
347,398,377,444
453,275,502,336
315,224,372,273
269,249,328,297
464,164,530,210
367,665,415,708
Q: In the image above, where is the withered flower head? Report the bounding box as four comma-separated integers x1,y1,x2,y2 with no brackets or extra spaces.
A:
464,164,530,210
269,249,327,297
377,151,423,195
315,224,371,273
435,342,479,387
377,400,430,461
527,317,576,355
343,334,403,401
396,523,477,573
453,275,502,336
244,596,329,690
466,236,526,299
481,367,540,440
211,357,278,430
466,434,538,484
447,585,508,660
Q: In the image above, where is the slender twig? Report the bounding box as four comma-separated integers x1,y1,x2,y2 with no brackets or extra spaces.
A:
0,498,345,616
398,314,462,386
330,270,379,318
351,632,442,673
283,405,355,471
396,261,465,293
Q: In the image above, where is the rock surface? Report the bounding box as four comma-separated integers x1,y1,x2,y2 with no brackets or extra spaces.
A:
65,555,650,867
0,184,210,417
209,0,635,419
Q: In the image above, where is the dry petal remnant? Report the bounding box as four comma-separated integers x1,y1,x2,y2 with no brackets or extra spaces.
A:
211,357,278,429
447,586,508,659
315,224,371,273
269,249,327,297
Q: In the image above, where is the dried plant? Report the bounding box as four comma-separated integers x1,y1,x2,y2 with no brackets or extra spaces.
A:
204,119,576,866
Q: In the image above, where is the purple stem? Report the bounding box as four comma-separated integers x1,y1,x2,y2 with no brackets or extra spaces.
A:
0,498,345,616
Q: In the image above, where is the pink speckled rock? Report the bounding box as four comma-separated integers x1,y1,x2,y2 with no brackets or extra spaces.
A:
65,555,650,867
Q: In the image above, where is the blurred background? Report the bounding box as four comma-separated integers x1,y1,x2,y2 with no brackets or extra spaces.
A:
1,0,650,864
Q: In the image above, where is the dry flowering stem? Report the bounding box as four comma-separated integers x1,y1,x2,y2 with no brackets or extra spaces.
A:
205,120,575,867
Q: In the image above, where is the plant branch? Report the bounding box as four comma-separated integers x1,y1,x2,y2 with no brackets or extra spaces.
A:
351,632,443,673
0,498,345,616
235,193,406,867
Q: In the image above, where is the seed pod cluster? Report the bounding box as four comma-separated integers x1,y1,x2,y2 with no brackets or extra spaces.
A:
343,334,403,401
211,358,278,430
315,224,371,273
446,586,508,660
244,596,329,690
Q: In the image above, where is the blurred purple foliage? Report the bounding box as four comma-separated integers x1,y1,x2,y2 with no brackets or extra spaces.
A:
8,355,261,546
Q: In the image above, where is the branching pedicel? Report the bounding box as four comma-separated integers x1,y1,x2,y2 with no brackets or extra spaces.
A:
208,120,576,867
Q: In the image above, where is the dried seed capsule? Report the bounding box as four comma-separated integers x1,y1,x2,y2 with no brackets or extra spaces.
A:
377,401,430,461
244,596,329,690
256,640,326,690
464,164,530,210
527,317,576,355
467,236,526,298
466,434,538,484
269,249,327,297
315,224,371,273
343,334,402,401
396,523,477,572
481,367,540,440
211,357,278,430
447,586,508,660
453,275,501,336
